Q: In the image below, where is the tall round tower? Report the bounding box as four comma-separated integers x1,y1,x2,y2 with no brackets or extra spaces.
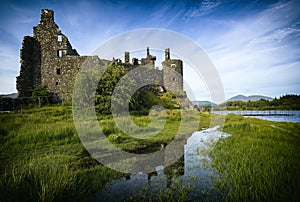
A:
162,48,183,92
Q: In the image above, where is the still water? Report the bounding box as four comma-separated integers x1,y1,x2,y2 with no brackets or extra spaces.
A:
212,110,300,123
88,111,299,201
89,127,230,201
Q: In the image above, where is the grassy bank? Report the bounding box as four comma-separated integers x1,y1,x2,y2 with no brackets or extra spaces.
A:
0,106,299,201
130,115,300,201
211,114,300,201
0,106,206,201
0,106,124,201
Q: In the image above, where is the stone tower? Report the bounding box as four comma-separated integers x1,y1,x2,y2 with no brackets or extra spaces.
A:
162,48,183,92
33,9,83,101
17,9,93,101
16,9,187,103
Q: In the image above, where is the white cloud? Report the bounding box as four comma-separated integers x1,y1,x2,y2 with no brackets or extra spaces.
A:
249,27,300,45
0,0,299,100
184,0,221,20
192,0,300,99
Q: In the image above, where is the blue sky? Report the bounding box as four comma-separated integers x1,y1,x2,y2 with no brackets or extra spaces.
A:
0,0,299,101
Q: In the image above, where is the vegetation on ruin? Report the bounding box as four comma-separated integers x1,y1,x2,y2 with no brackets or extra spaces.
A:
0,106,299,201
94,63,183,114
1,63,184,112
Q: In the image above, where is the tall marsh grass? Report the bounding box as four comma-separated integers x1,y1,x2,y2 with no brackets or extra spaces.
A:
0,106,123,201
0,106,204,201
2,106,298,201
211,114,300,201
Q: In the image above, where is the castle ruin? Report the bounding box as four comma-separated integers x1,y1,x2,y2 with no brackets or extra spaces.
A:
17,9,185,102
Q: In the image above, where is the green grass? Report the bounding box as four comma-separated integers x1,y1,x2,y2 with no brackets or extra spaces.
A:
0,106,206,201
1,106,299,201
0,106,124,201
97,109,204,153
128,114,300,202
211,114,300,201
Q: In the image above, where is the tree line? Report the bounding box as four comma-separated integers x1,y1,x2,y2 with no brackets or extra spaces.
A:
217,94,300,110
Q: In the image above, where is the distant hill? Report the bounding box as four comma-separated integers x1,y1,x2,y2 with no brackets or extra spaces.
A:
192,100,217,107
0,93,18,99
227,95,273,102
218,94,299,110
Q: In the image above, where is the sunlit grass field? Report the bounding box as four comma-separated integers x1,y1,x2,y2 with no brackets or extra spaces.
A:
0,106,299,201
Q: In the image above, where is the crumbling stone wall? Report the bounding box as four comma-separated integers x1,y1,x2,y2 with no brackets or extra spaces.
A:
140,47,156,69
17,9,89,101
43,56,87,102
17,9,186,103
32,9,83,101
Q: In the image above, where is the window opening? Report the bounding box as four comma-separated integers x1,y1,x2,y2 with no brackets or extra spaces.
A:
57,50,63,57
57,35,62,42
